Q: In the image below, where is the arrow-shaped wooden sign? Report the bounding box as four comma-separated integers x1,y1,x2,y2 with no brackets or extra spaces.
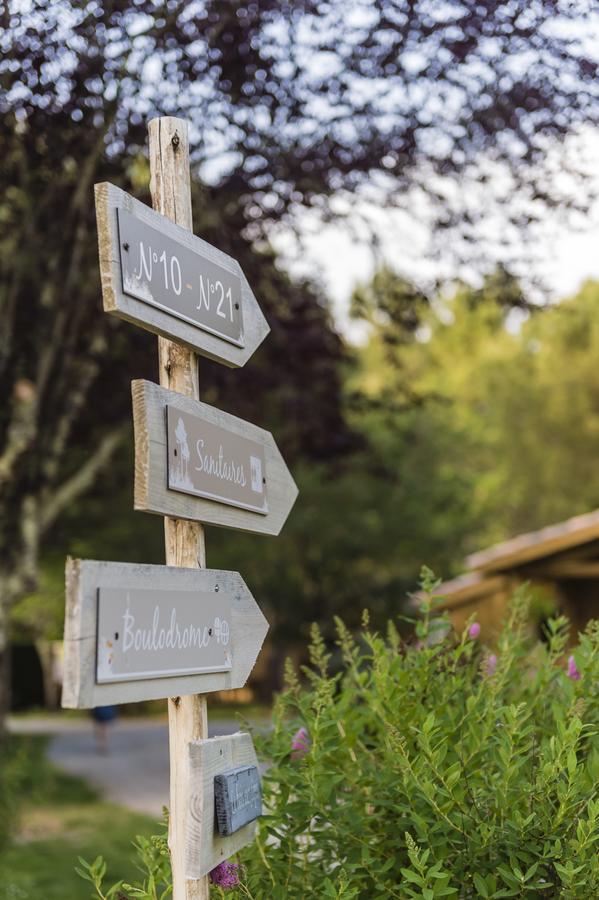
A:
132,379,298,536
94,183,270,367
62,559,268,708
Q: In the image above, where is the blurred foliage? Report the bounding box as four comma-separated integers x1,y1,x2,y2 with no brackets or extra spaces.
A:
9,561,65,644
78,585,599,898
0,734,95,863
3,0,596,233
356,272,599,547
2,0,599,696
0,736,29,855
0,736,156,899
13,275,599,672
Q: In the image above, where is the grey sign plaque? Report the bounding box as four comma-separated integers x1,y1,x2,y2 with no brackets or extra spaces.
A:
214,765,262,836
117,208,244,347
96,586,233,684
166,405,268,515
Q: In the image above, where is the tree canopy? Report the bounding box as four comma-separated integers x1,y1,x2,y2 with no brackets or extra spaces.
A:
4,0,597,229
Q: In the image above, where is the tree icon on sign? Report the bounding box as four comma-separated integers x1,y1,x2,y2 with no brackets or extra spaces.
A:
174,416,191,486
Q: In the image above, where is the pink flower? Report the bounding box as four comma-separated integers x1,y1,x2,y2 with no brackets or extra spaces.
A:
567,655,581,681
291,726,310,760
468,622,481,640
485,653,498,677
209,861,240,888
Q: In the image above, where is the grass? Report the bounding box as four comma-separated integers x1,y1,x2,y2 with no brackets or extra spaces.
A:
0,736,158,899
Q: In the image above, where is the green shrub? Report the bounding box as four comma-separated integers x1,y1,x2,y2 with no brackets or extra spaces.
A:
76,826,171,900
0,735,55,856
80,575,599,898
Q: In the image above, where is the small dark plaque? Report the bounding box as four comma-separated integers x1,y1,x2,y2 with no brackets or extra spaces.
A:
214,765,262,836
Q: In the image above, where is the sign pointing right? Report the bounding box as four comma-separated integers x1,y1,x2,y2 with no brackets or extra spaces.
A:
62,559,269,709
132,379,299,536
95,182,270,367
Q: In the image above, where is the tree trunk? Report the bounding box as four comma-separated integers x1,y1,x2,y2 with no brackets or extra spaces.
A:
35,640,61,710
0,426,125,732
0,587,11,742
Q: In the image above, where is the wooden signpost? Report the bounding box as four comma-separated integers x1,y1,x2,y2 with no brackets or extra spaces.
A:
61,115,298,899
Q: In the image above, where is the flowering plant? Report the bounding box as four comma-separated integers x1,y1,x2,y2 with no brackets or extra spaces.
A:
210,861,240,888
237,572,599,898
77,572,599,898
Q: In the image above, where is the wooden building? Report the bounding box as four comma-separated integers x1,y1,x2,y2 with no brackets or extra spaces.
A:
436,509,599,637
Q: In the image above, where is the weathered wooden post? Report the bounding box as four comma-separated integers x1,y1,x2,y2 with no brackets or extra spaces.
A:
148,116,208,900
63,114,297,899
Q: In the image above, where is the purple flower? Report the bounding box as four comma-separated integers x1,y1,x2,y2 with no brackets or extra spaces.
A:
468,622,481,640
291,726,310,759
485,653,498,677
567,655,581,681
209,861,240,888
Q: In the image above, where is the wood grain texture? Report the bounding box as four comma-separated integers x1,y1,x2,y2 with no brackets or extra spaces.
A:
186,733,261,878
148,115,208,900
61,559,268,708
132,378,298,536
93,182,269,368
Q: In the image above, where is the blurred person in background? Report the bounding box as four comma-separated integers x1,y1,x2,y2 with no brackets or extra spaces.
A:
91,705,118,754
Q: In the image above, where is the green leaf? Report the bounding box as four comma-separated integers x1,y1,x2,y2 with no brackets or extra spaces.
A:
567,749,577,777
473,873,490,897
400,869,424,886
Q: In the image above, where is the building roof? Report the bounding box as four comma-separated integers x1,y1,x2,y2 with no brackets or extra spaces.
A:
430,508,599,606
466,508,599,574
431,571,508,609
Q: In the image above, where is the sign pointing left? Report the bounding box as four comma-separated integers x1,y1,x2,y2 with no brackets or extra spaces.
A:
62,559,268,709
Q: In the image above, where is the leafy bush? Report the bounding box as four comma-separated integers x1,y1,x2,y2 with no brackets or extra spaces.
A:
80,575,599,898
76,827,171,900
0,735,63,858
